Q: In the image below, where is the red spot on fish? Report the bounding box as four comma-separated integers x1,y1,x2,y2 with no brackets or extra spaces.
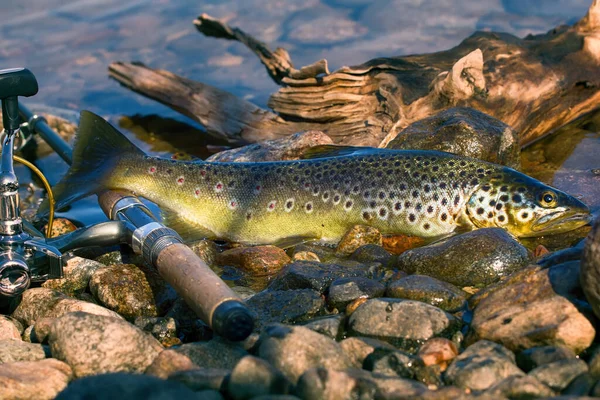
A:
177,177,185,185
148,166,157,174
194,189,200,196
215,182,223,192
231,201,237,207
256,185,261,191
200,170,207,177
269,203,275,209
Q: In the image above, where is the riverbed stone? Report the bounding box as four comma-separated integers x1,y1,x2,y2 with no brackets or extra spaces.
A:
134,316,179,346
528,358,589,392
144,349,199,379
11,288,122,326
173,338,248,370
417,337,459,372
363,348,416,379
207,130,333,162
469,261,595,354
327,277,385,310
302,314,345,339
258,324,353,383
42,256,106,296
347,298,461,353
336,225,383,256
89,263,177,320
268,260,383,293
563,373,597,396
396,228,530,287
55,372,206,400
350,244,395,268
246,289,325,331
295,368,379,400
168,367,230,391
484,375,556,399
227,355,292,400
386,107,520,169
217,245,291,277
516,345,577,372
386,275,467,312
582,217,600,319
0,339,47,364
188,239,221,269
0,315,22,340
48,311,163,377
444,340,524,391
339,337,397,368
1,358,71,399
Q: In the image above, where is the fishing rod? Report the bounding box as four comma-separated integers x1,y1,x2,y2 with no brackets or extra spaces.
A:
0,67,254,341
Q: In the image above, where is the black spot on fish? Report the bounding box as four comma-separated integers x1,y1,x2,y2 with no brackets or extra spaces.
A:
441,198,448,206
394,161,401,167
246,213,252,220
416,156,423,161
409,214,416,222
441,213,448,221
517,187,526,193
416,203,422,211
432,166,439,172
333,183,340,190
424,161,430,166
433,194,439,201
334,195,341,203
500,186,508,192
489,200,496,206
478,197,484,203
323,192,330,200
394,202,402,211
453,195,460,206
379,191,386,200
427,205,434,213
477,208,484,215
286,200,294,209
477,168,484,174
399,183,407,191
386,169,393,175
495,203,503,210
389,191,397,199
460,161,467,167
413,172,420,178
500,195,509,202
363,211,371,221
306,203,313,211
166,169,173,175
412,190,419,198
521,212,529,219
498,215,506,222
424,185,431,193
488,212,494,218
448,172,456,178
512,194,522,203
482,184,491,192
379,208,387,217
345,200,353,208
471,178,479,186
439,182,447,189
370,201,377,208
376,171,383,177
423,223,430,230
459,171,466,177
405,201,412,208
449,161,455,167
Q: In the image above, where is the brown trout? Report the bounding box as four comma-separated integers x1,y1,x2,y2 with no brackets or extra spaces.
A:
40,111,591,245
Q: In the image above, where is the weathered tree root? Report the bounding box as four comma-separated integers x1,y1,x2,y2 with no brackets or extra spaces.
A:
109,1,600,147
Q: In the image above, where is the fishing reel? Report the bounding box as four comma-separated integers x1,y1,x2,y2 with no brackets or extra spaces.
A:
0,68,64,297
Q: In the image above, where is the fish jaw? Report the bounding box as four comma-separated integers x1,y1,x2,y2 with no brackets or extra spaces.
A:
527,209,592,237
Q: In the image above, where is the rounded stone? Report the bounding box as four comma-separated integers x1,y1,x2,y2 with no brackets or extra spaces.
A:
528,358,589,392
0,339,47,363
350,244,394,268
516,345,577,372
336,225,382,257
168,368,230,392
417,337,458,371
0,358,72,400
227,355,292,400
42,256,106,296
386,275,467,312
484,375,556,399
327,277,385,310
396,228,530,287
581,217,600,319
0,315,22,340
216,245,291,277
339,337,396,368
48,311,163,378
347,298,461,353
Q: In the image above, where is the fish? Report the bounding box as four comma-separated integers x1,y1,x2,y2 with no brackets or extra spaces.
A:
39,111,592,246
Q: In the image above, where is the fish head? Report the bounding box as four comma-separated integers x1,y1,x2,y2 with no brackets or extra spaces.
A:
466,169,591,237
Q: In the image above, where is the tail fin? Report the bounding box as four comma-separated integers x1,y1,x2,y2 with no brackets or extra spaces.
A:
37,111,144,216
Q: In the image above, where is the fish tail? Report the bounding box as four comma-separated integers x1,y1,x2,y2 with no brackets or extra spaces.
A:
37,110,144,216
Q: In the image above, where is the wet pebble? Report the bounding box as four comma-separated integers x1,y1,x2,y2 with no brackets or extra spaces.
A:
188,239,221,268
528,358,589,392
227,355,292,400
246,289,325,331
42,256,106,296
387,107,520,168
396,228,530,287
417,337,458,372
563,372,598,396
582,217,600,319
168,367,230,392
0,339,47,363
335,225,382,256
484,375,556,399
350,244,394,268
258,324,353,383
173,338,248,371
339,336,397,368
0,358,72,400
89,263,177,320
144,349,199,379
291,251,320,262
516,345,577,372
0,315,22,340
327,277,385,311
48,311,163,378
444,340,524,391
295,368,379,400
216,245,291,277
54,372,207,400
386,275,467,312
268,260,382,294
134,316,179,347
347,298,461,353
363,347,416,379
11,288,122,326
301,314,345,339
469,261,595,353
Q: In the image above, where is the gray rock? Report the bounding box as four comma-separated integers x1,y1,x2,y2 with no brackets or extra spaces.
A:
134,316,179,346
258,324,353,383
247,289,325,331
227,356,292,400
0,315,22,340
368,373,429,399
0,339,48,363
529,358,589,392
302,314,345,339
42,256,106,296
469,262,595,354
168,368,230,392
516,346,577,372
11,288,122,326
48,311,163,378
327,277,385,310
350,244,395,268
445,340,525,391
396,228,530,287
363,348,416,379
339,337,397,368
295,367,379,400
207,130,332,162
89,263,177,320
268,261,383,294
347,298,461,353
0,358,72,400
174,338,248,370
55,372,207,400
484,375,556,399
563,373,597,396
582,217,600,319
386,275,467,312
387,107,520,169
164,298,213,343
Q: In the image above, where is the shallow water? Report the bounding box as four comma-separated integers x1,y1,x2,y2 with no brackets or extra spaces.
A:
0,0,598,235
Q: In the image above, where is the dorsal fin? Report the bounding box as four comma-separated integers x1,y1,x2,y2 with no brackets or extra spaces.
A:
301,145,383,159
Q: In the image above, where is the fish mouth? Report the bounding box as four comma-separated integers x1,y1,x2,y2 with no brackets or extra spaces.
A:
530,210,592,234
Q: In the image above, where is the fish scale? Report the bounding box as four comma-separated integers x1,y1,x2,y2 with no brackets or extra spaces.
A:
40,111,592,245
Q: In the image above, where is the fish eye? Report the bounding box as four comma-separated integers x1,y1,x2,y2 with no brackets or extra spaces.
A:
539,191,557,207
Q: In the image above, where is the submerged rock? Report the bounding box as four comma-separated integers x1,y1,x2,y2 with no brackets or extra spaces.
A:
327,277,385,311
347,298,461,353
216,245,291,277
396,228,530,287
48,311,163,378
386,107,520,169
417,337,459,372
134,316,179,347
0,358,72,400
336,225,383,256
386,275,467,312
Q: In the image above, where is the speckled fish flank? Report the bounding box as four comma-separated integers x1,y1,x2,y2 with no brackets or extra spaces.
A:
40,111,592,245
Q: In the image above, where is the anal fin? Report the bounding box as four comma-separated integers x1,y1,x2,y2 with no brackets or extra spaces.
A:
160,208,216,243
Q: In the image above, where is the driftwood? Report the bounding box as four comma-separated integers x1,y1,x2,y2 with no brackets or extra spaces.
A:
109,1,600,147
